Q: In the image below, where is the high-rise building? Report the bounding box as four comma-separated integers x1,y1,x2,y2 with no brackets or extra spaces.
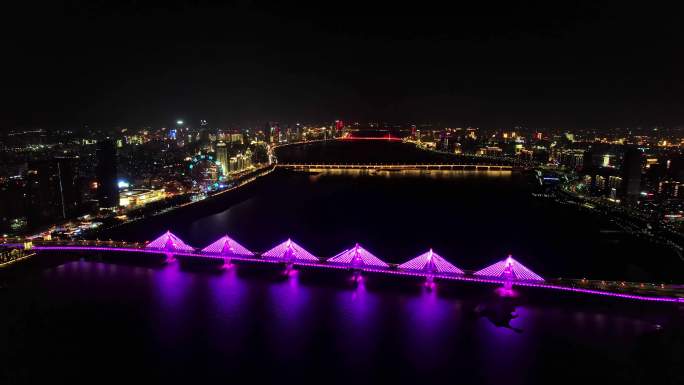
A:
263,122,271,143
229,156,238,172
25,161,58,227
96,139,119,208
216,141,228,175
54,156,80,218
582,148,595,172
621,147,642,203
25,156,81,226
199,119,210,145
274,122,281,143
668,155,684,182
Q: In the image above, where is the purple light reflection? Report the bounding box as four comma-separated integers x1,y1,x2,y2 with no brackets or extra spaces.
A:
334,279,381,366
401,290,456,371
264,270,313,360
475,302,533,385
204,266,250,354
153,264,192,336
496,286,520,298
30,245,684,303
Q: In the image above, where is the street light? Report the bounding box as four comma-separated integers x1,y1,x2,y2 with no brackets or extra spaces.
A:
176,120,184,125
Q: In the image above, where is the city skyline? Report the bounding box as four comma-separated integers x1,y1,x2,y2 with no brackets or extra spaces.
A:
2,3,683,385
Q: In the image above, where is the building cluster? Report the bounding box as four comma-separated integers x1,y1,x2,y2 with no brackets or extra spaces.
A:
2,121,684,237
0,119,355,237
399,124,684,222
0,119,336,237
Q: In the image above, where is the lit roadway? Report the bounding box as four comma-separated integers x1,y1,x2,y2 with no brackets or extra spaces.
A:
275,164,513,171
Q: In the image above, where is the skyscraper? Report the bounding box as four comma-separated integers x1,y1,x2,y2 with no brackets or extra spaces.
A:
621,147,642,203
263,122,271,143
216,141,228,175
668,155,684,182
96,139,119,208
199,119,210,146
25,156,81,227
54,156,80,219
582,148,596,173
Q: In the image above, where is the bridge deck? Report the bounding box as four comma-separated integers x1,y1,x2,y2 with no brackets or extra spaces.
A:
276,163,513,171
9,243,681,303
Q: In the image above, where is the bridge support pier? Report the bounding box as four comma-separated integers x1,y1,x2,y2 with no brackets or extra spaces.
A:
503,280,513,291
425,275,435,290
284,262,295,276
352,270,363,285
164,252,175,264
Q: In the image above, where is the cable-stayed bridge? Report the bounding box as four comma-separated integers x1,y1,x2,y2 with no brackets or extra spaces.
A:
2,231,682,304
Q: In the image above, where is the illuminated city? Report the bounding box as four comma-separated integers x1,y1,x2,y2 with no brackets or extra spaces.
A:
1,2,683,385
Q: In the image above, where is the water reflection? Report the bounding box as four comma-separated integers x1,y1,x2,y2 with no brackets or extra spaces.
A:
153,263,192,345
306,168,512,180
13,260,681,385
334,277,381,367
475,299,524,333
265,270,313,359
205,266,247,322
401,289,459,371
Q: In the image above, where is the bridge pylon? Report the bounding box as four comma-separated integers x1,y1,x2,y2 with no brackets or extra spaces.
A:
201,235,253,265
145,231,195,255
475,254,544,292
398,248,464,288
262,238,319,274
327,244,389,283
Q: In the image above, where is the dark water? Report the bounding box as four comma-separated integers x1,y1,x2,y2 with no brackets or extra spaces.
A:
274,140,500,164
1,260,682,384
106,168,682,282
2,142,683,384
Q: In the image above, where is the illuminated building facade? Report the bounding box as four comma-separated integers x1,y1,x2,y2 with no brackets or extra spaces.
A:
119,189,166,207
216,141,228,175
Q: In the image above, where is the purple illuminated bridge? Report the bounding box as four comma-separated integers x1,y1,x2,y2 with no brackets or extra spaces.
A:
9,231,683,304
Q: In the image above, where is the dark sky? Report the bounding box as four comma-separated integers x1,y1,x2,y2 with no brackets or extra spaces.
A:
3,1,683,130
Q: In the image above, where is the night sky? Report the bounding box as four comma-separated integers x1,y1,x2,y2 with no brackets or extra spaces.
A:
3,1,683,130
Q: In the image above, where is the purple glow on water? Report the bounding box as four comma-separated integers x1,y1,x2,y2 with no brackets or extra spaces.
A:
262,238,319,262
402,290,456,370
155,263,190,312
16,259,677,385
145,231,195,252
475,305,533,385
201,235,253,256
398,248,464,274
334,277,380,365
495,286,519,298
29,245,683,303
474,254,544,281
327,243,389,268
265,272,313,359
208,267,246,319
